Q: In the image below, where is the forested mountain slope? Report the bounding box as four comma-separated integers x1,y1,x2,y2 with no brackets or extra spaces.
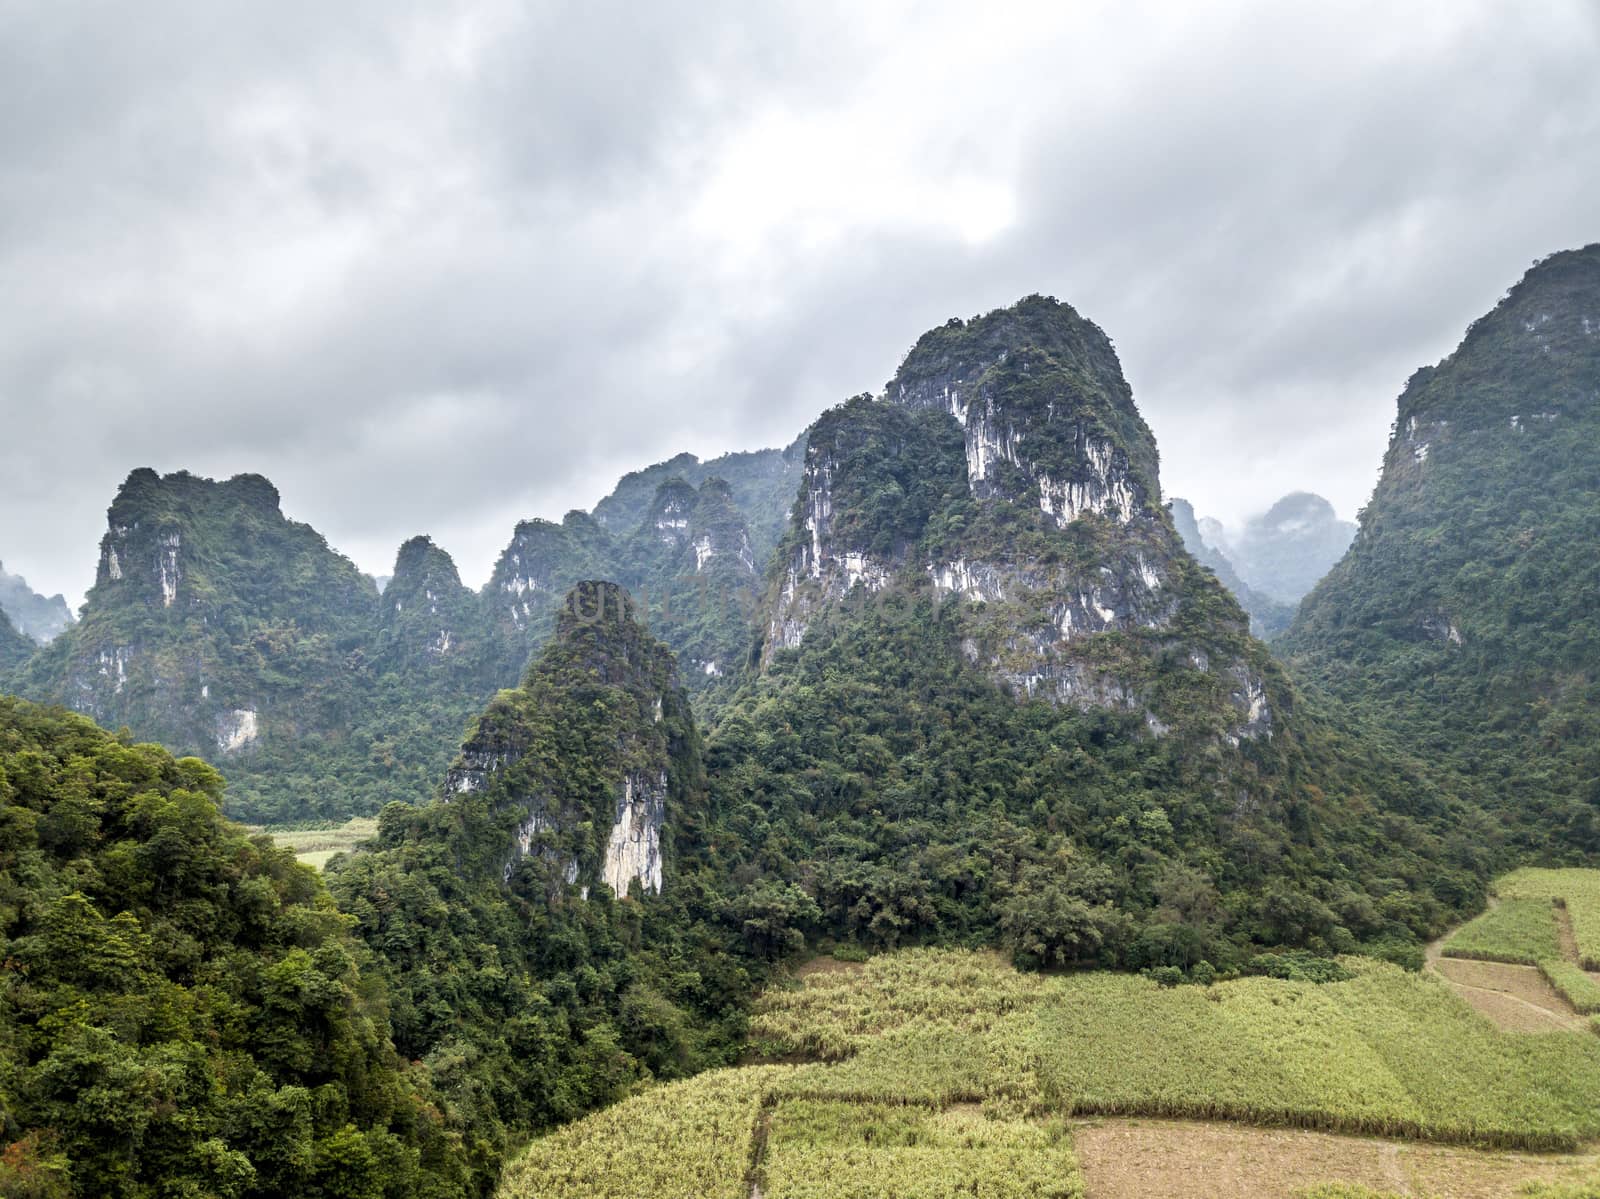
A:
329,581,761,1189
704,295,1492,972
1282,245,1600,850
0,606,32,673
0,697,469,1197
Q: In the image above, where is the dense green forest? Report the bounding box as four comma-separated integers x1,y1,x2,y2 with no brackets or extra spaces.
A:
0,609,31,674
0,697,471,1197
327,583,770,1191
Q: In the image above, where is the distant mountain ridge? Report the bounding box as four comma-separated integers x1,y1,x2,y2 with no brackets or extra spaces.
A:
0,559,74,643
1169,497,1295,637
1227,492,1357,604
7,444,801,823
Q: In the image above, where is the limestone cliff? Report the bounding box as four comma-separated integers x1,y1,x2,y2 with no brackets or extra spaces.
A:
12,469,375,775
763,296,1277,741
441,580,702,899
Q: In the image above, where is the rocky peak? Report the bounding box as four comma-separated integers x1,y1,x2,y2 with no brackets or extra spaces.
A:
685,477,756,575
487,511,615,634
889,294,1162,515
762,296,1272,741
445,580,702,899
15,468,374,770
647,478,699,546
379,535,479,669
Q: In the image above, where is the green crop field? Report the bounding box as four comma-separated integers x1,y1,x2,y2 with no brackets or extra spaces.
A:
1438,869,1600,1027
497,939,1600,1198
1498,869,1600,970
1441,898,1561,964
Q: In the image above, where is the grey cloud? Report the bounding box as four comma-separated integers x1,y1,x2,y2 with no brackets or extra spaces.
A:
1,0,1597,604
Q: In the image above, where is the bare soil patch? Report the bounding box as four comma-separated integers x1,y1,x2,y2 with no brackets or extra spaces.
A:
1072,1118,1599,1199
1431,958,1586,1032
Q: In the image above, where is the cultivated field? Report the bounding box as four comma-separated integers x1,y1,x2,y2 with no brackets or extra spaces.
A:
1440,869,1600,1029
250,816,377,869
499,926,1600,1199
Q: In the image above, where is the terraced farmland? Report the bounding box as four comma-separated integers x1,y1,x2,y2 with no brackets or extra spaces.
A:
498,936,1600,1198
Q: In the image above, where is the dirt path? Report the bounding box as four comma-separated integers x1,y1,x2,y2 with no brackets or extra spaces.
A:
1073,1118,1600,1199
1433,958,1587,1032
1425,897,1591,1032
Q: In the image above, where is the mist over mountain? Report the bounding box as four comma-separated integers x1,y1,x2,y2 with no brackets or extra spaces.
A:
0,560,74,643
1228,493,1359,603
1168,497,1295,637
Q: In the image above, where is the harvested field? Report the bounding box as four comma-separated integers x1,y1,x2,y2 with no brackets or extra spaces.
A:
1430,958,1585,1032
1072,1118,1600,1199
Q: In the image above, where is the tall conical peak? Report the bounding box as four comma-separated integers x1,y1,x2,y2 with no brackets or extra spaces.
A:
390,535,463,589
646,477,699,545
449,577,698,898
884,296,1161,525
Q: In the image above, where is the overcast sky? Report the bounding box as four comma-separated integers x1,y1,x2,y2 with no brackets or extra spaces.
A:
2,1,1597,605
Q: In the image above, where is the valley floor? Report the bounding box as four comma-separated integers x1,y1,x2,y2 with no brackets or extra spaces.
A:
499,873,1600,1199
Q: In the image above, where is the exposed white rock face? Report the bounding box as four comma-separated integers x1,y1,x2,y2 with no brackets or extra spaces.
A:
702,660,721,677
603,771,666,897
98,648,129,694
1420,615,1466,646
1004,658,1139,711
1036,441,1138,528
804,457,835,579
1225,669,1273,745
1402,414,1450,465
158,533,180,607
766,451,895,656
841,552,891,592
692,535,716,570
505,810,581,885
216,708,259,753
431,630,453,655
1510,412,1559,432
107,547,123,580
445,747,521,796
929,559,1008,604
768,566,810,653
964,400,1024,487
655,491,694,545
